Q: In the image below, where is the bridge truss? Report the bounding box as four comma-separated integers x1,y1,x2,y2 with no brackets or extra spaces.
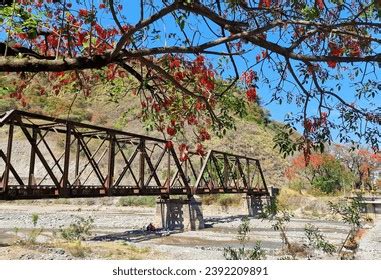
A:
0,110,269,199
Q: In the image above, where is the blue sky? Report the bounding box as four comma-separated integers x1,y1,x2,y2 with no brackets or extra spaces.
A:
2,0,380,146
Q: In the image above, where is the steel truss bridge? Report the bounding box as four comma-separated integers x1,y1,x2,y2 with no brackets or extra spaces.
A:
0,110,269,200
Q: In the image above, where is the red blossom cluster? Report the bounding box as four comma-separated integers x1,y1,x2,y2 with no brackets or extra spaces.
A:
315,0,324,10
195,143,206,156
327,42,344,68
258,0,271,9
285,153,332,179
303,112,328,132
246,87,257,102
241,70,256,86
179,144,189,161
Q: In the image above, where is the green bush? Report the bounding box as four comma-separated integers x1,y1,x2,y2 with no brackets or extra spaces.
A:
311,158,352,194
59,216,94,241
224,217,266,260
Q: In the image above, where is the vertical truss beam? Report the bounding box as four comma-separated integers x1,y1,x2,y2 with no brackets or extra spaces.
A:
1,122,14,195
61,124,72,196
107,133,115,195
28,127,37,187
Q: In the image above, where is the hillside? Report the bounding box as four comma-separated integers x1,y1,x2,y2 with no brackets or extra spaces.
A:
0,75,290,188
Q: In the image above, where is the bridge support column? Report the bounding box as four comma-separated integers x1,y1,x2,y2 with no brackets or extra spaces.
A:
245,187,279,218
155,196,204,231
245,195,267,218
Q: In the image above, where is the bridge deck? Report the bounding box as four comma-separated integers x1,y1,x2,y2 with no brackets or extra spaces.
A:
0,110,269,199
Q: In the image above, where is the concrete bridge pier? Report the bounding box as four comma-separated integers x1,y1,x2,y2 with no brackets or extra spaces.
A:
155,196,205,231
245,195,268,218
245,187,279,218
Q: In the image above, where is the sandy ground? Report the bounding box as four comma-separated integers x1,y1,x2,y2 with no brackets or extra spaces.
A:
356,216,381,260
0,199,373,260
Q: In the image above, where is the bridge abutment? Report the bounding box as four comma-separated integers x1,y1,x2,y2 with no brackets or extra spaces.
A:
155,196,205,231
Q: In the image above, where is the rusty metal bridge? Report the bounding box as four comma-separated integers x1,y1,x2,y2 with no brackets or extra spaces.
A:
0,110,269,200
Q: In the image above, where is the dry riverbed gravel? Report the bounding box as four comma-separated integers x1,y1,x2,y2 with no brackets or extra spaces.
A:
0,200,378,260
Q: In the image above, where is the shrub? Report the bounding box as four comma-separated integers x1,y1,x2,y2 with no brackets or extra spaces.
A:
66,240,91,258
224,217,266,260
304,223,336,256
117,196,156,207
218,194,241,209
14,214,43,245
59,216,94,241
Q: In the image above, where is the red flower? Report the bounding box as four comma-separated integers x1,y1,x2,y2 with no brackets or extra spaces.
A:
200,77,215,91
349,43,361,57
187,114,198,125
199,128,211,141
174,71,185,80
18,33,28,39
327,60,337,68
259,0,271,9
94,24,107,39
242,70,256,86
79,9,89,17
315,0,324,10
99,3,106,9
195,143,206,156
304,119,314,132
246,87,257,102
179,144,189,161
166,126,176,136
195,55,205,65
195,100,206,110
256,54,261,63
165,141,173,150
169,58,181,69
328,42,344,57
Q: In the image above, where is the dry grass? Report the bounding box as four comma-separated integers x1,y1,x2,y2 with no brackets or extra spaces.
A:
51,240,153,259
64,241,91,258
277,187,342,219
201,194,243,209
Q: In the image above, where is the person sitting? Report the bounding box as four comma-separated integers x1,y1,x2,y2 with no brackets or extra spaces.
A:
146,223,156,232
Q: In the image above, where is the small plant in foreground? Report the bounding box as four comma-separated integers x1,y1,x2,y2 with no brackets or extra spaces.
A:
224,217,266,260
31,213,39,227
304,223,336,258
14,214,43,245
261,199,296,258
329,196,363,256
59,216,94,241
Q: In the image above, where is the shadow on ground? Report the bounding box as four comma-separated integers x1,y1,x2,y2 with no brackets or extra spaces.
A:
91,229,182,243
91,215,248,243
204,215,248,228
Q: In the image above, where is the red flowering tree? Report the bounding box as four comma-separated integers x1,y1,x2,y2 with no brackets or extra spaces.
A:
285,153,353,194
0,0,380,158
332,145,381,189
